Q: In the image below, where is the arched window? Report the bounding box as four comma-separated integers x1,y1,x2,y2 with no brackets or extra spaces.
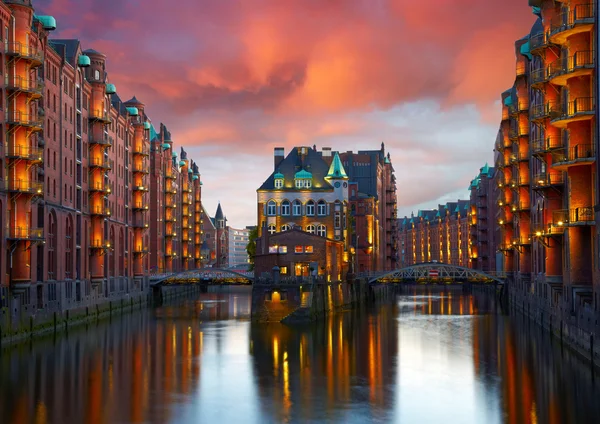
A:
306,200,315,216
293,200,302,216
281,200,290,216
267,200,276,216
306,224,316,234
281,224,290,232
268,224,276,235
317,200,327,216
317,225,326,237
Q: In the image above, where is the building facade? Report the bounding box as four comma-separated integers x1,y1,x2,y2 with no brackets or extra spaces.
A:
0,0,204,331
468,164,499,273
228,226,250,268
256,146,351,277
398,200,471,268
340,143,398,272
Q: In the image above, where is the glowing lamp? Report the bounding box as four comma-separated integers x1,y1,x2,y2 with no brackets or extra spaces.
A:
535,231,542,237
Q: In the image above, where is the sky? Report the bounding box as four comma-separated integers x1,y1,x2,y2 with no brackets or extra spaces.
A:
37,0,537,228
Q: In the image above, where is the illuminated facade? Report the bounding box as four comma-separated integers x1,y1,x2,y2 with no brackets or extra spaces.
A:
340,144,398,271
468,164,499,273
0,0,204,329
398,200,471,267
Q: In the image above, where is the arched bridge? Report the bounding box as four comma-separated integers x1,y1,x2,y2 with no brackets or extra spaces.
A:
368,263,505,285
150,268,253,286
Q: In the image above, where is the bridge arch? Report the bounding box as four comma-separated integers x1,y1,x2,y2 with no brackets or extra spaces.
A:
369,263,504,284
151,268,254,286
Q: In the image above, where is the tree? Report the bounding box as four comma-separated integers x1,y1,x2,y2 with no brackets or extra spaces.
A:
246,227,259,271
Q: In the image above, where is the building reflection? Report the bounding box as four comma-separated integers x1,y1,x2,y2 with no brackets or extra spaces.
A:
471,304,600,424
249,303,399,422
0,291,251,424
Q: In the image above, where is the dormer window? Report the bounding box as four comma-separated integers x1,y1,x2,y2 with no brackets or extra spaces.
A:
294,169,312,189
275,179,283,189
274,171,284,189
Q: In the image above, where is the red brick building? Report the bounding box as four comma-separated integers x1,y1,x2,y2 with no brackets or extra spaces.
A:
0,0,204,316
254,228,345,282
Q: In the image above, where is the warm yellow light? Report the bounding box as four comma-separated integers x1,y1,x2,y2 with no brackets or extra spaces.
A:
538,180,544,185
499,220,504,225
535,231,542,237
557,221,564,226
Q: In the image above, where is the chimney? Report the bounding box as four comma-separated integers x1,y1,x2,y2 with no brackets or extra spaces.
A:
322,147,331,157
274,147,285,170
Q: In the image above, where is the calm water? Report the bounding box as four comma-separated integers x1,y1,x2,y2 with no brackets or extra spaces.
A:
1,287,599,424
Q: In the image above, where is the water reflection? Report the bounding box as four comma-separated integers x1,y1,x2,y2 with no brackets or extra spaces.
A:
0,287,598,424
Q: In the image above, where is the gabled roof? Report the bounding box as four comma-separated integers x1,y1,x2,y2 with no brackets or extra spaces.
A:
49,39,81,67
258,146,333,191
215,203,224,220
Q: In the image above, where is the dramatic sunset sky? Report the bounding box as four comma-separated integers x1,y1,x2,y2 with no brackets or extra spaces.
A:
38,0,536,228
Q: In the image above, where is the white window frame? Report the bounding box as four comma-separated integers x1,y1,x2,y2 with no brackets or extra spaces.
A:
317,225,326,237
267,200,276,216
317,200,327,216
306,224,315,234
267,224,276,235
275,178,283,189
293,200,302,216
306,200,315,216
281,200,290,216
295,179,304,189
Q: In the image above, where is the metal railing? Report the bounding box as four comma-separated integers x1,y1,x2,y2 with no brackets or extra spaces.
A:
5,41,43,62
553,207,594,225
548,51,595,80
1,179,44,194
531,135,565,153
6,226,43,239
89,136,111,145
530,33,546,52
532,172,564,188
5,111,43,127
552,144,595,165
549,4,595,38
90,206,111,216
6,144,43,161
89,110,111,123
4,75,43,94
552,97,595,122
89,182,109,192
89,157,111,169
530,67,547,85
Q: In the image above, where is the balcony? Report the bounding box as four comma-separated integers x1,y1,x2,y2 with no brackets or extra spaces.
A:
132,146,149,156
497,193,507,207
532,172,564,189
89,182,110,193
133,247,149,255
550,97,595,128
132,203,149,211
6,226,43,240
165,231,177,238
131,220,148,229
133,185,149,192
89,157,111,170
530,67,547,87
90,239,110,249
5,111,43,129
531,101,561,121
5,41,43,66
165,186,177,194
4,75,43,97
89,110,112,124
531,135,565,155
552,144,595,170
553,207,595,226
89,136,111,146
1,179,44,194
509,151,529,164
498,243,514,252
530,32,547,54
512,236,531,246
547,51,595,86
132,163,149,174
532,223,565,237
165,216,176,223
511,198,530,212
509,100,529,116
6,145,43,162
90,206,111,217
548,4,595,45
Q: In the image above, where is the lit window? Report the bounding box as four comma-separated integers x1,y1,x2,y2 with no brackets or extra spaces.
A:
306,200,315,216
281,224,290,232
278,246,288,254
317,200,327,216
275,178,283,189
305,246,314,254
281,200,290,215
269,246,278,253
293,200,302,216
267,200,276,216
268,224,276,235
305,179,312,188
280,266,288,275
306,224,315,234
334,212,341,228
295,245,304,253
295,179,304,189
317,225,326,237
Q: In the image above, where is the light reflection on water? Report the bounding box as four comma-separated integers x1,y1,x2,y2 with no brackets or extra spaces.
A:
0,286,598,423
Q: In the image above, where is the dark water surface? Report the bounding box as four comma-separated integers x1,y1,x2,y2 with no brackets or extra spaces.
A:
1,287,599,423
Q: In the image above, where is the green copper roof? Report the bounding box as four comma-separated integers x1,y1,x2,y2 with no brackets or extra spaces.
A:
503,95,513,107
481,162,490,175
435,210,441,218
188,168,193,173
143,121,151,130
193,175,199,180
520,41,532,60
274,172,284,180
126,107,139,116
161,143,170,150
150,125,159,142
532,6,541,17
295,169,312,179
454,205,460,213
464,203,468,210
172,152,177,158
35,15,57,31
106,83,116,95
384,156,391,164
179,160,186,167
77,55,90,67
325,152,348,180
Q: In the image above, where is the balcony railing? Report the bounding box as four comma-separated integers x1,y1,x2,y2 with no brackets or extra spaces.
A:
131,220,148,229
552,144,595,167
551,97,595,124
511,198,530,212
531,135,565,154
132,203,149,211
5,41,43,64
530,32,547,53
89,157,111,169
132,163,149,173
532,172,564,189
6,145,44,161
512,236,531,246
6,226,44,240
89,182,110,193
89,110,111,124
132,146,149,156
530,67,547,86
89,136,111,146
547,51,595,84
549,4,595,40
553,207,595,225
90,206,111,216
5,111,43,128
509,151,528,163
1,179,44,194
133,185,149,192
4,75,43,95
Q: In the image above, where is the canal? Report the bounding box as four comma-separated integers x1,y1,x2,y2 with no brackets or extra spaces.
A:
1,287,599,423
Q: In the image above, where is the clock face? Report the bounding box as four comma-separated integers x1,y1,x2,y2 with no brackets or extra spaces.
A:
334,182,341,188
343,182,348,188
